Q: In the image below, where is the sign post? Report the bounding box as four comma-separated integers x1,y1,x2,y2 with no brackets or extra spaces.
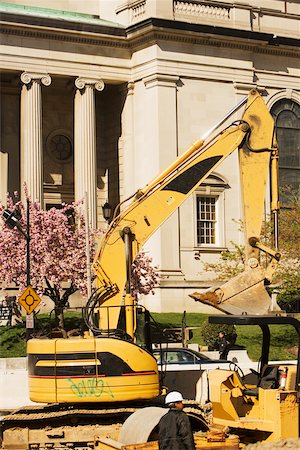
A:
18,286,41,340
26,313,34,330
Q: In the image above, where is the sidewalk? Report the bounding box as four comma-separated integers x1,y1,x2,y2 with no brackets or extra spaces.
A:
0,358,36,413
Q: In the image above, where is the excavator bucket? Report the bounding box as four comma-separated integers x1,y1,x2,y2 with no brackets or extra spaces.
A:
190,266,282,315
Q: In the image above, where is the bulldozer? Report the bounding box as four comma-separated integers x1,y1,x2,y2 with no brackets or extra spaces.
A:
1,89,287,449
205,314,300,444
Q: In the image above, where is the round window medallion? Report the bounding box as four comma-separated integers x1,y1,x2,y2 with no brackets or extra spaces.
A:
46,132,73,162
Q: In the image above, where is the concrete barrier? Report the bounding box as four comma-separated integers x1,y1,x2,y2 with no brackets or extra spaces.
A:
0,357,27,371
0,357,35,412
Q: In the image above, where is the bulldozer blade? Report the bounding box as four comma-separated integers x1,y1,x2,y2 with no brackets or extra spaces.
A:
190,266,282,315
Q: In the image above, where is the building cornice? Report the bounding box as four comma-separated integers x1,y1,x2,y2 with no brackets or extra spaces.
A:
0,21,128,49
0,10,126,36
0,15,299,58
126,18,300,58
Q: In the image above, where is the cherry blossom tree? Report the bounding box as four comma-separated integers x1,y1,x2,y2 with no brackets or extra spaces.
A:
0,190,160,336
0,191,100,336
131,251,160,298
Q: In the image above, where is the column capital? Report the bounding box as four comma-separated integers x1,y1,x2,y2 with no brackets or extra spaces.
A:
75,77,105,92
119,81,135,96
143,74,180,89
21,72,52,86
233,81,266,95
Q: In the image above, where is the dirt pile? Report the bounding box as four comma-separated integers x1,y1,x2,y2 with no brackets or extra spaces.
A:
244,438,300,449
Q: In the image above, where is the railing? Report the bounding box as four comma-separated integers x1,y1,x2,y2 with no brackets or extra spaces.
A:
174,1,231,21
118,0,298,34
130,0,146,23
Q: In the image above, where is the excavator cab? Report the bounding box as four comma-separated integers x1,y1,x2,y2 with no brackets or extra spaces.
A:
207,315,300,443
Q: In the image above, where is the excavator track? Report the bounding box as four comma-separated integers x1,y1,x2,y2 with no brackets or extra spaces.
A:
1,401,210,449
1,403,137,423
0,403,139,450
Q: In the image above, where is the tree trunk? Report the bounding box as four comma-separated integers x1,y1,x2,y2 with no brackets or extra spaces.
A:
44,278,78,338
57,310,67,338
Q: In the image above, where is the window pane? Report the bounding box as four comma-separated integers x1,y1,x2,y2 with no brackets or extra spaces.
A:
271,99,300,194
181,351,196,363
277,128,300,167
279,168,300,193
197,196,217,245
277,110,299,128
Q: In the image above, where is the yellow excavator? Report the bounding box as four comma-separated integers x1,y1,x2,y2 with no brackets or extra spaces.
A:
1,90,289,449
28,89,281,403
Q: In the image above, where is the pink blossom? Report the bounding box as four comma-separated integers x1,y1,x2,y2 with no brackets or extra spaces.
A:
0,194,101,298
0,192,160,305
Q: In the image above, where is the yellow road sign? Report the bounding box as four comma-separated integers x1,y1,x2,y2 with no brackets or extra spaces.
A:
18,286,41,315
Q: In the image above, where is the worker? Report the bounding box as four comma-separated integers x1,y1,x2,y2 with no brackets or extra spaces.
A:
218,331,229,359
158,391,196,450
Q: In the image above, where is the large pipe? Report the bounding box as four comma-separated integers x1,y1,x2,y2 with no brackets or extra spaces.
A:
123,227,135,338
270,146,280,251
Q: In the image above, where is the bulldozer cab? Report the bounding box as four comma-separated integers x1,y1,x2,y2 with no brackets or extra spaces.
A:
207,315,300,443
209,314,300,390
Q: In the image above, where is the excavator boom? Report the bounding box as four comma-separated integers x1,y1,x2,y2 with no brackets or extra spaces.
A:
91,89,279,330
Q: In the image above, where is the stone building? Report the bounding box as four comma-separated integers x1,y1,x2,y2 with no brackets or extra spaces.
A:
0,0,299,312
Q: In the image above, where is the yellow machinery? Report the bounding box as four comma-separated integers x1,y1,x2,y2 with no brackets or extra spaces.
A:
2,90,288,448
27,89,281,405
206,315,300,443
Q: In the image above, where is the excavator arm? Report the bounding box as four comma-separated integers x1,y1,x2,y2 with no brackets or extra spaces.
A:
87,90,280,336
191,94,281,315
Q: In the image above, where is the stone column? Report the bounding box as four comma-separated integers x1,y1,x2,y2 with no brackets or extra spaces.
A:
74,77,104,228
0,151,8,205
20,72,51,203
119,82,135,202
142,74,182,278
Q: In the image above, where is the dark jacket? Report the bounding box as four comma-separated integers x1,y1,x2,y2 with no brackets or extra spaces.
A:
218,336,229,359
158,408,196,450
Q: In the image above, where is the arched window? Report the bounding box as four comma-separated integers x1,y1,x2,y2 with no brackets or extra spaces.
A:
270,99,300,194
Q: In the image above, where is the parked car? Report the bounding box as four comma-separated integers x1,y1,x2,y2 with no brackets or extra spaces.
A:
152,347,240,404
153,347,229,368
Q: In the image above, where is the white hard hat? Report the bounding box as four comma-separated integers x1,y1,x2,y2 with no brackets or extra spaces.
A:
165,391,184,404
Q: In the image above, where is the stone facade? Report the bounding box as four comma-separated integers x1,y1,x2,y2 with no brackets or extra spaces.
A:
0,0,299,312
